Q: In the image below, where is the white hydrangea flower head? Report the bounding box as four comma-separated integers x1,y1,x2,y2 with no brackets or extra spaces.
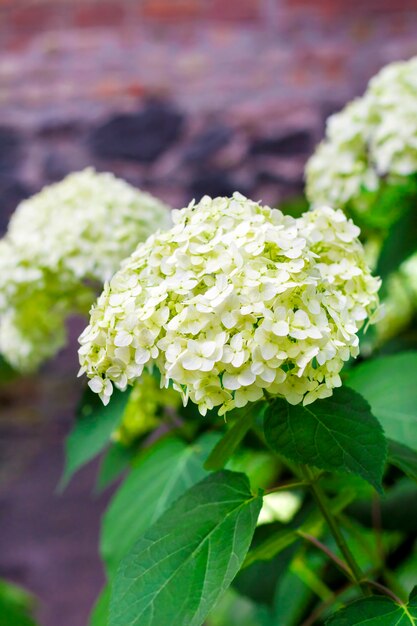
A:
0,168,171,371
306,56,417,216
79,193,380,416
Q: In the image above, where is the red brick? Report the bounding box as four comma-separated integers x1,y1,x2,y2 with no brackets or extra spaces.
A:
8,2,61,33
207,0,262,22
141,0,205,20
287,0,417,17
74,2,125,28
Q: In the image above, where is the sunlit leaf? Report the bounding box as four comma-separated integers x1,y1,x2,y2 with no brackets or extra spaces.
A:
109,471,262,626
101,433,218,576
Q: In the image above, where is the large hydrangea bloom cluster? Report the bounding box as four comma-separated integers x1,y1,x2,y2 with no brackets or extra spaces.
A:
0,168,171,371
306,56,417,215
79,193,380,416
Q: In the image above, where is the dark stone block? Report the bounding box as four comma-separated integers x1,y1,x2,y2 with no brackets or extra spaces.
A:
0,175,31,233
43,153,72,183
183,123,233,164
0,127,22,172
250,130,312,157
37,119,84,139
256,169,304,191
89,101,184,163
189,170,250,201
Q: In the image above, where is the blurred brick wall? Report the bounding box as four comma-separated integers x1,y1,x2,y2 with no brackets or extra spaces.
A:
1,6,417,625
1,0,417,219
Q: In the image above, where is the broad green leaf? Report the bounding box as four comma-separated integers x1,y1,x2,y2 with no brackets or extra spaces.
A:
101,433,218,576
89,585,110,626
109,471,262,626
60,386,131,489
326,587,417,625
95,442,134,493
204,404,261,471
347,352,417,451
388,440,417,483
244,489,356,567
264,387,386,492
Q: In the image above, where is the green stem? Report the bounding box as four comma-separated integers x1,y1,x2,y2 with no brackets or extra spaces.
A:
301,466,371,596
265,480,307,494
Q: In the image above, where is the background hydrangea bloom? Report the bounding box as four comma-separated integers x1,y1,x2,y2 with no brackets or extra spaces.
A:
79,193,380,416
0,168,171,371
306,56,417,220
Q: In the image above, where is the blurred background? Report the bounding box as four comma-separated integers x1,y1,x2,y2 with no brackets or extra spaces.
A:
1,1,417,624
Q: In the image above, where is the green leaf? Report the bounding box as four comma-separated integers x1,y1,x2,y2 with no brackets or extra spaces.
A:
204,404,261,471
347,352,417,451
89,585,110,626
233,522,297,606
377,196,417,281
60,386,131,489
388,439,417,483
273,565,315,626
95,442,134,493
0,355,18,384
0,580,38,626
264,387,386,492
326,588,417,625
109,471,262,626
355,175,417,232
101,433,218,576
206,588,272,626
227,449,280,491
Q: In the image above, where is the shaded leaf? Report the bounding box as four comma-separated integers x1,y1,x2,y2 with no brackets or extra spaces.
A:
227,449,280,491
388,439,417,483
264,387,386,492
109,471,262,626
347,352,417,452
273,565,315,626
89,585,110,626
101,433,218,576
0,579,38,626
326,588,417,625
95,442,134,494
377,196,417,281
60,387,131,489
206,588,271,626
244,489,356,567
204,404,261,471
